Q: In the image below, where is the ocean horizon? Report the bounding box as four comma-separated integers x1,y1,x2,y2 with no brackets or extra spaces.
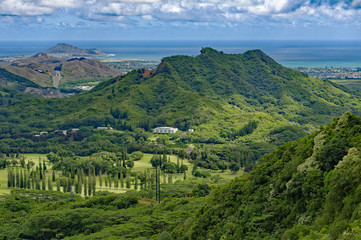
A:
0,40,360,68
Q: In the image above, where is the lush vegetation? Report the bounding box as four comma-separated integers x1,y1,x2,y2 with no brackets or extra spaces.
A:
2,48,360,169
0,188,204,239
2,49,361,239
3,113,361,239
176,112,361,239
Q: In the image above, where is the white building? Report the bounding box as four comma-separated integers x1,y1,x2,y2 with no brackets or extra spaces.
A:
97,127,113,130
153,127,178,134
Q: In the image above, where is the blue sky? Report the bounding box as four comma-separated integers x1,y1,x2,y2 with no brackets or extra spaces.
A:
1,0,361,40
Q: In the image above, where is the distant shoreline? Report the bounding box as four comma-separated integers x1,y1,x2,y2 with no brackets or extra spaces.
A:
0,40,360,68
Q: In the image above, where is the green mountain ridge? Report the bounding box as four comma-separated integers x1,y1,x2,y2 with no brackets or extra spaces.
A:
177,112,361,239
1,48,360,146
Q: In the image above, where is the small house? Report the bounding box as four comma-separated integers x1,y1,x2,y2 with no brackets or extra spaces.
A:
153,127,178,134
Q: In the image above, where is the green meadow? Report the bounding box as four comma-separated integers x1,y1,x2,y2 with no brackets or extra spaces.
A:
1,153,242,196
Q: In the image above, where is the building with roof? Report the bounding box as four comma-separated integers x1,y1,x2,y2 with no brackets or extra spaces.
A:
153,127,178,134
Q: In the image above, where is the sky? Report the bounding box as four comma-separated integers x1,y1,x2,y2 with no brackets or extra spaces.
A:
1,0,361,40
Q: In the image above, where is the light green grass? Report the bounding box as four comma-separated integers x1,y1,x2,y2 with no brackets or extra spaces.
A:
1,152,243,196
134,153,242,181
0,168,9,194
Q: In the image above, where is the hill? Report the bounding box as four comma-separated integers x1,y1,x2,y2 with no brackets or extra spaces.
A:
2,48,361,135
0,67,42,92
45,43,105,57
3,53,119,88
1,48,361,161
177,112,361,239
2,113,361,239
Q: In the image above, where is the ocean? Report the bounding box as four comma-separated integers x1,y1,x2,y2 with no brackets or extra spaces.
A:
0,40,361,68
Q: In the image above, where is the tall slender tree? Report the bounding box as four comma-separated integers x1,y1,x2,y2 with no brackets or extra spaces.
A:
38,158,43,180
48,177,53,191
104,175,108,188
55,179,59,191
42,174,46,190
108,175,112,189
126,170,131,189
43,159,47,171
99,175,103,188
92,175,96,195
20,170,24,189
88,175,92,196
35,172,40,190
134,173,138,190
83,177,88,196
15,168,20,188
7,167,12,188
144,170,147,189
52,170,56,182
114,176,119,189
120,173,124,188
26,170,31,189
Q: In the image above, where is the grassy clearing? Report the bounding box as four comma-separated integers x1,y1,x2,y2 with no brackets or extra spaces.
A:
0,154,48,195
1,152,243,196
134,153,243,181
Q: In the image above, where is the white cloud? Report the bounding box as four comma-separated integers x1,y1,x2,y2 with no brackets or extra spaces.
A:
1,0,361,25
0,0,53,15
40,0,82,8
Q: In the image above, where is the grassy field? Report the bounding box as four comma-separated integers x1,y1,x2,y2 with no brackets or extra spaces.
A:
0,154,48,195
0,153,243,195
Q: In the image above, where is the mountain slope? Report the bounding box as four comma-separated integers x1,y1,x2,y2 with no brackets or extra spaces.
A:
3,53,119,88
177,112,361,239
45,43,105,57
1,48,361,141
0,67,42,92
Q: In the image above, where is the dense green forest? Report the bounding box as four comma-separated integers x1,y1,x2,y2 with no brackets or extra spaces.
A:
1,48,360,169
179,112,361,239
3,112,361,239
2,49,361,239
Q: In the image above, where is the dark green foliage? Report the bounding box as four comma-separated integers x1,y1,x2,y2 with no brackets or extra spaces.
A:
0,180,209,240
180,112,361,240
72,194,138,210
228,162,240,172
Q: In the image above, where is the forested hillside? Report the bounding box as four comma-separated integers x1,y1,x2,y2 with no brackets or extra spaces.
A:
178,112,361,239
1,48,361,170
3,113,361,239
2,48,360,137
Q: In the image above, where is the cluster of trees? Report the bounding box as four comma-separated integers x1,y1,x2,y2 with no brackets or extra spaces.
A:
7,158,53,192
150,153,188,174
220,120,258,140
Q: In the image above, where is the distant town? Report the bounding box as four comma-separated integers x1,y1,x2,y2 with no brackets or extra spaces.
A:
101,59,159,75
295,67,361,79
